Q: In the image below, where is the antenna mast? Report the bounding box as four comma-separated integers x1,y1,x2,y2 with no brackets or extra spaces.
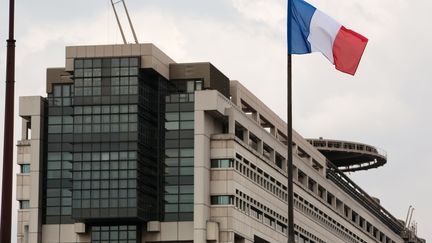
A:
110,0,139,44
404,205,412,227
407,208,415,229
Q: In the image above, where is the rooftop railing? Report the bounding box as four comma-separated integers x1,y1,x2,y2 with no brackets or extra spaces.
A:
326,161,404,235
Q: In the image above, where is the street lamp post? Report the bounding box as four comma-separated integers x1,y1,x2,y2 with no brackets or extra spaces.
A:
0,0,16,242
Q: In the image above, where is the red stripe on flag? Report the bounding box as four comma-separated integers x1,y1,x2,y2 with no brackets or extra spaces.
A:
332,26,368,75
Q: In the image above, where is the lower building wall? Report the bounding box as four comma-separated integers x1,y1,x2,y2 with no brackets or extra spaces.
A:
143,222,194,242
41,225,90,243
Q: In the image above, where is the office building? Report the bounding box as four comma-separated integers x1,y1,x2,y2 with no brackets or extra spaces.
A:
15,43,426,243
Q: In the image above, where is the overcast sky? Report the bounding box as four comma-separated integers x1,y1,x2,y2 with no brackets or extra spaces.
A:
0,0,430,241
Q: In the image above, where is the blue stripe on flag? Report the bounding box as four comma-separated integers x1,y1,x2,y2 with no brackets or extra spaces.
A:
289,0,316,54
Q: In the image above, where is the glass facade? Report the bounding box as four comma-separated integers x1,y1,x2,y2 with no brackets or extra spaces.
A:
44,57,167,227
71,57,145,220
163,80,201,221
91,225,139,243
43,55,203,239
45,83,74,224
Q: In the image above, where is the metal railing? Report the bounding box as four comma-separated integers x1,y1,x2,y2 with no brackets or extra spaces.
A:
326,161,404,235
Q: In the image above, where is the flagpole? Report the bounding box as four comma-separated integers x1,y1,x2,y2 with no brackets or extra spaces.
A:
0,0,16,242
287,0,295,242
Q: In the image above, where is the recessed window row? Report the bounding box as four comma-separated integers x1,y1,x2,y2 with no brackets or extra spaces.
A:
212,153,289,203
231,189,325,243
211,155,289,206
234,189,288,234
233,108,328,178
238,99,327,179
295,168,395,243
234,121,325,177
235,122,286,171
294,224,327,243
295,193,366,243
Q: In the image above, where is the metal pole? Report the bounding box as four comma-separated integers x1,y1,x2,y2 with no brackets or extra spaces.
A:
0,0,16,242
287,55,295,243
121,0,139,44
287,0,295,242
111,0,127,44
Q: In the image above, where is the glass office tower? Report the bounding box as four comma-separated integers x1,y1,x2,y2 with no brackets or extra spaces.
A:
38,45,228,242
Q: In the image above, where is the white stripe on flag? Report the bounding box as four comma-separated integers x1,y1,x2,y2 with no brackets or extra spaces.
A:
308,10,342,64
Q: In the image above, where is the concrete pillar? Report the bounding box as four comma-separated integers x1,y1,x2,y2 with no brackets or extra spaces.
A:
194,109,211,243
257,139,263,155
226,108,236,135
243,130,249,145
270,126,276,136
270,149,275,163
252,111,258,122
21,119,28,140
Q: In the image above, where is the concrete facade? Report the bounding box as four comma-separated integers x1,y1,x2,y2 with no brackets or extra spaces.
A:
17,96,45,243
15,44,425,243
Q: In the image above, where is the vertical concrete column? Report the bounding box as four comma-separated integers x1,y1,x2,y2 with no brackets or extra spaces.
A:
194,108,211,243
270,149,275,163
243,129,249,145
270,126,276,136
257,139,263,155
346,207,352,221
21,119,28,140
252,111,258,122
226,108,235,135
29,103,44,243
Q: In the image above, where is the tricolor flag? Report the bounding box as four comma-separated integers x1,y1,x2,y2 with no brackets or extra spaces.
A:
288,0,368,75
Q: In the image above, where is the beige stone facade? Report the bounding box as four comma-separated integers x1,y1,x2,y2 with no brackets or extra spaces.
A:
17,96,45,243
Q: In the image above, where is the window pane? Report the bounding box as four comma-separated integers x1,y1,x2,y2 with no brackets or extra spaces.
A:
180,121,194,130
20,164,31,173
166,113,179,121
180,112,194,121
20,200,30,209
187,81,195,93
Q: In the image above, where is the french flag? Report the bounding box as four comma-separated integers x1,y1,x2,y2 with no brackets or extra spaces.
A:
289,0,368,75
